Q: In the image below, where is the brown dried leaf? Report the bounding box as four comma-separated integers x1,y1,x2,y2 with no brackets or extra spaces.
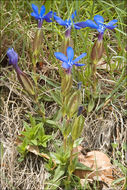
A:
15,136,56,170
74,146,114,185
27,145,56,170
14,134,24,146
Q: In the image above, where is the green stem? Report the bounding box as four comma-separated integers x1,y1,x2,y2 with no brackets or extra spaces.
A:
64,137,67,152
63,119,70,152
92,61,97,96
70,139,74,165
32,58,45,122
67,139,74,181
34,94,45,122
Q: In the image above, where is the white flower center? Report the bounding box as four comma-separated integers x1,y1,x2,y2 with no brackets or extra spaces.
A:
68,60,73,66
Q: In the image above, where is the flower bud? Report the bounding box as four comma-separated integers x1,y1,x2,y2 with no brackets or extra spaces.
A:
17,71,35,96
7,48,35,96
61,74,72,96
33,29,43,61
66,90,81,118
60,36,74,56
71,115,85,140
91,39,104,63
7,48,18,69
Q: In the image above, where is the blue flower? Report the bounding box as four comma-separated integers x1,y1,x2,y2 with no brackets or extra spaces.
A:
75,15,117,34
54,11,84,30
54,47,86,69
31,4,53,27
7,48,18,69
7,48,35,95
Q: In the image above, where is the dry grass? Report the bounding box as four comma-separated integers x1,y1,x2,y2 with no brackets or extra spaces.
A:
0,76,45,190
0,72,126,189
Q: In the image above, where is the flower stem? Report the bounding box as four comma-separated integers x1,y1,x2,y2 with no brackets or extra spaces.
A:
92,62,97,94
65,28,71,38
70,140,74,165
34,94,45,122
32,58,45,122
64,137,67,152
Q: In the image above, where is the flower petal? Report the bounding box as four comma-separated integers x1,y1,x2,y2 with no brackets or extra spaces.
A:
7,48,18,66
62,62,70,69
94,15,104,25
71,10,77,20
73,63,85,66
54,15,66,26
31,12,39,20
67,47,74,61
74,22,87,29
73,53,87,63
74,24,82,29
31,4,39,15
54,52,68,62
106,25,117,30
105,19,118,29
83,20,98,29
44,11,53,22
40,5,45,17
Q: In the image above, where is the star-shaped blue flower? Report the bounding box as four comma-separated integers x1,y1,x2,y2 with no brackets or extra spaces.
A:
76,15,117,34
54,11,84,30
54,47,86,70
31,4,53,27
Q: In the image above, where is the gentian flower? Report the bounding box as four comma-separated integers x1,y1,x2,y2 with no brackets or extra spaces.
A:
76,15,117,40
7,48,21,73
76,15,117,62
54,11,85,37
77,106,83,116
31,4,53,28
54,47,86,73
7,48,35,95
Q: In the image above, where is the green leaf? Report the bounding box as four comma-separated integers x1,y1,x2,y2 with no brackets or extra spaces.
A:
53,108,63,121
50,149,70,165
50,90,62,105
112,177,125,185
36,123,45,141
29,114,36,127
33,29,43,59
46,120,58,128
63,120,72,138
88,98,95,112
71,115,85,141
73,138,84,148
23,121,30,131
76,162,92,171
53,165,65,182
18,72,35,96
67,90,80,118
31,139,38,146
40,75,60,88
61,74,72,96
38,135,52,147
17,139,28,158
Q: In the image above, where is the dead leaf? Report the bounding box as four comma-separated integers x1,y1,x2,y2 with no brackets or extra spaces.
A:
73,146,114,186
27,145,56,170
15,135,56,170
